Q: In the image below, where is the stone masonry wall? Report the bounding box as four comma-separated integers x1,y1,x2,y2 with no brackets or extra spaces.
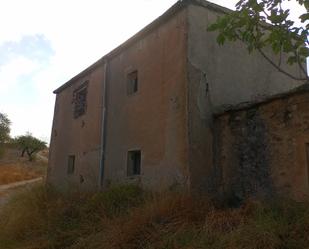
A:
215,90,309,201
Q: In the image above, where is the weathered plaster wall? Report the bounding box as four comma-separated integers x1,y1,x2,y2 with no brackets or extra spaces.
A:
187,4,303,111
48,66,105,190
215,90,309,201
48,2,307,194
187,63,214,192
103,9,189,190
186,4,304,193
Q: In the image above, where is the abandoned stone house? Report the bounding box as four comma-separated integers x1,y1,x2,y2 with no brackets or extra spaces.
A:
47,0,308,200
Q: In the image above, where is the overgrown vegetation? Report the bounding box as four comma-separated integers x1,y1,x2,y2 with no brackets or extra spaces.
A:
1,183,309,249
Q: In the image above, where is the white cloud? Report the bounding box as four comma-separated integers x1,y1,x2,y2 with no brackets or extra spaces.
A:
0,0,179,142
0,0,306,142
0,56,39,93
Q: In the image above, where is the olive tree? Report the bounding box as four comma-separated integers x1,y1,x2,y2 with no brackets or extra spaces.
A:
14,133,47,161
0,113,11,157
0,113,11,144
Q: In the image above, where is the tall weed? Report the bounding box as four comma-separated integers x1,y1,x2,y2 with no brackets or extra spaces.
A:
1,184,309,249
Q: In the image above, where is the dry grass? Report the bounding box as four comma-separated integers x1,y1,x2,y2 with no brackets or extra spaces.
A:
1,184,309,249
0,165,43,185
0,147,47,185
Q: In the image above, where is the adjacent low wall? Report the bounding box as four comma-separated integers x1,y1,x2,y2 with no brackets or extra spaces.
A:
214,87,309,201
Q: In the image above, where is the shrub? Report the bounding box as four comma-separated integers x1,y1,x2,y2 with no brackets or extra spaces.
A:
84,184,145,217
0,184,49,249
1,184,309,249
0,183,145,249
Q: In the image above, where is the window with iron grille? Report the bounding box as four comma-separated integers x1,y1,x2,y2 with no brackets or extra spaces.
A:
73,82,88,118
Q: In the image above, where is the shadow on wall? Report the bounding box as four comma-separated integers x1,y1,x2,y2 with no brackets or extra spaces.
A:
214,107,273,207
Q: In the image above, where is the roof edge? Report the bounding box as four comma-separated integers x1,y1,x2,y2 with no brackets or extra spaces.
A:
191,0,231,14
53,0,187,94
214,83,309,117
53,0,232,94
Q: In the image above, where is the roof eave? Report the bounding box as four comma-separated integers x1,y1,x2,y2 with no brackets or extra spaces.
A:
53,0,188,94
214,83,309,117
53,0,232,94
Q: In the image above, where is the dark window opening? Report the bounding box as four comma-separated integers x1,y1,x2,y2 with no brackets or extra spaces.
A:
67,155,75,175
127,70,138,95
73,82,88,118
127,150,141,176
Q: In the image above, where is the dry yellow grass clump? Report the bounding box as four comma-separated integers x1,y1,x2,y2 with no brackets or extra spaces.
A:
1,183,309,249
0,147,47,185
0,165,43,185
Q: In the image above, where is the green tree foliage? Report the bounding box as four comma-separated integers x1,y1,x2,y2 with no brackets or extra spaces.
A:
14,133,47,161
208,0,309,82
0,113,11,144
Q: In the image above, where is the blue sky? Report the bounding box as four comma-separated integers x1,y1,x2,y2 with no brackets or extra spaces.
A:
0,0,306,143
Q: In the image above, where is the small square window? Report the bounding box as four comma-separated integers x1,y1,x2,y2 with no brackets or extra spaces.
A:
67,155,75,175
73,82,88,118
127,150,141,176
127,70,138,95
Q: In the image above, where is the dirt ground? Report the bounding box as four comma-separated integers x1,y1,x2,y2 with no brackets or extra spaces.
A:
0,177,43,208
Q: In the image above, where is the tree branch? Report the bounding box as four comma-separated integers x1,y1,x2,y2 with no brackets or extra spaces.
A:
296,54,308,80
258,48,308,81
278,49,282,67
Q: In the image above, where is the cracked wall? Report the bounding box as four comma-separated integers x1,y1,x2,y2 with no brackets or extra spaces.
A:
186,4,303,194
49,3,307,194
187,62,214,192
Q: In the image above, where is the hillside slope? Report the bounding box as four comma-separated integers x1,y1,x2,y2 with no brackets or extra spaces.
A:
0,145,47,185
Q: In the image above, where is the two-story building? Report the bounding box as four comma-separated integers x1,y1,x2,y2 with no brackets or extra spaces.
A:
48,0,307,199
